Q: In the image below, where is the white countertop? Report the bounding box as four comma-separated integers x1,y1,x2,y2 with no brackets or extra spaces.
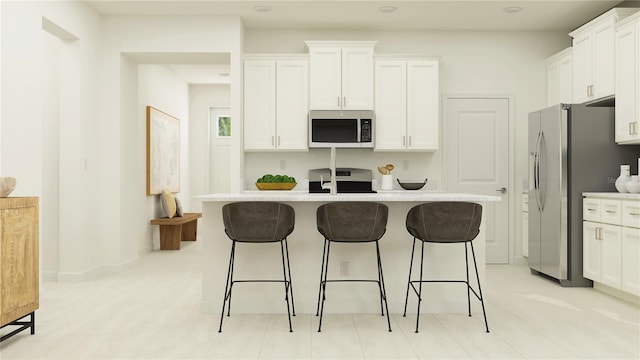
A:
583,192,640,200
195,191,501,202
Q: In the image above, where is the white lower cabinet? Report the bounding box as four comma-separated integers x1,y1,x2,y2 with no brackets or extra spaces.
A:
622,227,640,295
583,196,640,297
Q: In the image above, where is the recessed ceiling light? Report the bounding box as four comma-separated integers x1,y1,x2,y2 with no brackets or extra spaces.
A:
254,5,272,13
502,6,522,14
378,6,398,14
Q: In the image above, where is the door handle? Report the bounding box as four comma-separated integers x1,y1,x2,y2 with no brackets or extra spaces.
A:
496,187,507,194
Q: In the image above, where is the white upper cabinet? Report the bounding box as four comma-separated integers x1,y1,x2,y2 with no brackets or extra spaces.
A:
375,58,439,151
570,8,639,104
545,47,573,106
244,55,309,151
306,41,376,110
615,12,640,144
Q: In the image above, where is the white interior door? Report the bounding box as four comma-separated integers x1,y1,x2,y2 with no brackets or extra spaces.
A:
445,97,510,264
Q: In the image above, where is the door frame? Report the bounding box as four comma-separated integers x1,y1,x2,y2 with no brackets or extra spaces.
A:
442,93,518,265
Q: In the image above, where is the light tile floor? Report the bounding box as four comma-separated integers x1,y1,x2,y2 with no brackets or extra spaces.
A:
1,240,639,359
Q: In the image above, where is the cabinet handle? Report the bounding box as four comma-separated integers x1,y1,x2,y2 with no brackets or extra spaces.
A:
630,122,634,136
403,136,406,146
587,208,597,211
629,212,640,216
409,136,412,146
337,96,341,107
278,136,281,146
271,136,274,146
596,227,602,240
605,210,616,214
586,85,590,97
634,122,638,135
343,97,346,107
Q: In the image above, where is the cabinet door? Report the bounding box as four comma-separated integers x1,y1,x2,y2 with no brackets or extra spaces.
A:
0,202,39,326
615,22,638,143
600,223,622,289
558,54,573,104
591,18,617,99
374,60,407,150
572,32,592,103
583,221,601,281
622,227,640,296
276,60,309,150
309,47,341,110
406,60,439,150
546,60,560,106
341,47,374,110
244,60,276,150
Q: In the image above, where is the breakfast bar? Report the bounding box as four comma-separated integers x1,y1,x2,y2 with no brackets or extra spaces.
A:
196,192,501,315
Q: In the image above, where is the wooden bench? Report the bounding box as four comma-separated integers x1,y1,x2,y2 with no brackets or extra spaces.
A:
150,212,202,250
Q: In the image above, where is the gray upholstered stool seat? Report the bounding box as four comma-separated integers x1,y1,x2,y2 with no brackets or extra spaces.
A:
218,202,295,332
403,201,489,333
315,201,391,332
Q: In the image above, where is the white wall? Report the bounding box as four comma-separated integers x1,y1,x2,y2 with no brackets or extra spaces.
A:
1,1,245,280
244,29,570,261
136,65,190,253
189,84,231,212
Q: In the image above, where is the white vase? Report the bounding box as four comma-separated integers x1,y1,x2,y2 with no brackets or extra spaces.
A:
615,165,631,193
627,175,640,194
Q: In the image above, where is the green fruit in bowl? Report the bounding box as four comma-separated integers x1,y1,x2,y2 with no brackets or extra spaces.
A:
256,174,296,183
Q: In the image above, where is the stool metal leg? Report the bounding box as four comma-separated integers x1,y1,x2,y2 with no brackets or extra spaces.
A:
403,237,417,317
315,238,329,316
415,239,425,333
465,243,472,317
317,240,332,332
218,241,236,332
280,240,294,332
284,237,296,316
470,242,490,333
375,241,392,332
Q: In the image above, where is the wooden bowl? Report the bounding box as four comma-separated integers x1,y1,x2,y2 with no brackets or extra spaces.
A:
255,183,297,191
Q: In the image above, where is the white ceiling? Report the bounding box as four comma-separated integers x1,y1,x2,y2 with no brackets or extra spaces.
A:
86,0,628,31
85,0,633,83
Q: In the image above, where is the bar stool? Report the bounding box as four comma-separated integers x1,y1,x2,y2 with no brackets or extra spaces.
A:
403,201,489,333
315,201,391,332
218,201,295,332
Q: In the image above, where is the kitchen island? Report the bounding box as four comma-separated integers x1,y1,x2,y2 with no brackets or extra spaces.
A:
195,191,501,315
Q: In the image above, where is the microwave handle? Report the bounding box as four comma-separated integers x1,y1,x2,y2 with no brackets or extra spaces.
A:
357,119,362,143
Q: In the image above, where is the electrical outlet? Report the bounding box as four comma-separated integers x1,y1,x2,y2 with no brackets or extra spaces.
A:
402,160,409,170
339,261,350,276
279,160,287,170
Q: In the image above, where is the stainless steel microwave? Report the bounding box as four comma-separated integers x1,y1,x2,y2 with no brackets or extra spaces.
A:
308,110,374,148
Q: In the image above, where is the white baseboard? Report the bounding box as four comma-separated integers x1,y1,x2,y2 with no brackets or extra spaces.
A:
53,256,140,282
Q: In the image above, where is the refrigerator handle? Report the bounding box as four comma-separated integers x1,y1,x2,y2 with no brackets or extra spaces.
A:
537,131,545,211
534,130,543,212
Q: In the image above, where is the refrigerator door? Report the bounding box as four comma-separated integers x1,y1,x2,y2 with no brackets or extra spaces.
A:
538,105,567,281
528,110,541,272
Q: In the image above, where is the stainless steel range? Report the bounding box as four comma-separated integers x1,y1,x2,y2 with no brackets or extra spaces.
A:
308,168,376,193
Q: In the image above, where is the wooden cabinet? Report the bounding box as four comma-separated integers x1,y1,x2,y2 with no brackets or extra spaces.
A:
570,8,638,104
374,58,439,151
1,197,39,340
545,47,573,106
243,55,309,151
306,41,376,110
615,12,640,144
583,196,640,297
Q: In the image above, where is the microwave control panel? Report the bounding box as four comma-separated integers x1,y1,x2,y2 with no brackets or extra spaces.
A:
361,119,372,142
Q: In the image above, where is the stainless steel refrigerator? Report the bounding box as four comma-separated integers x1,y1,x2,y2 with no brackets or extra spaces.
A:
528,104,640,287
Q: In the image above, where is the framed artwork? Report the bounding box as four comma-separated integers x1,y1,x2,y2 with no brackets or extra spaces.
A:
146,106,180,195
217,115,231,137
